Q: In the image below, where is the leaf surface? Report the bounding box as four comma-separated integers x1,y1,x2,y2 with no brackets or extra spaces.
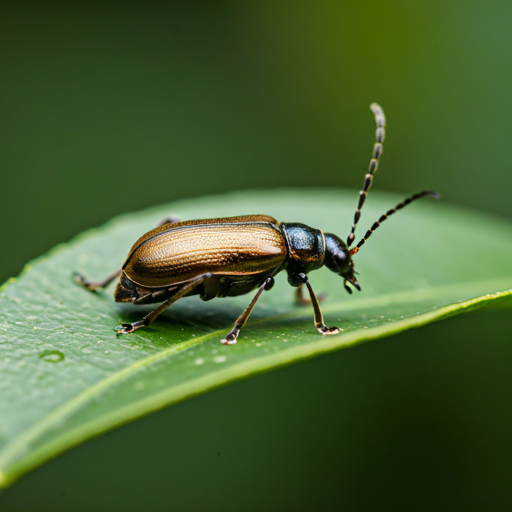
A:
1,189,511,486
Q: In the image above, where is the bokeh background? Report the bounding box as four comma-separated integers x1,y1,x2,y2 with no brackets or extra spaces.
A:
1,2,510,511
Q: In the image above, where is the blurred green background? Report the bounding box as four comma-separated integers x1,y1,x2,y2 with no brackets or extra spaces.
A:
1,1,510,510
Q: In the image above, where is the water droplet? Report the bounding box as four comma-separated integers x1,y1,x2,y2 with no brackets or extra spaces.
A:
213,355,226,363
39,350,65,363
195,357,205,365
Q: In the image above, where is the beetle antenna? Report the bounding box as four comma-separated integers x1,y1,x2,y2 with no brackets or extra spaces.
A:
347,103,386,247
349,190,440,255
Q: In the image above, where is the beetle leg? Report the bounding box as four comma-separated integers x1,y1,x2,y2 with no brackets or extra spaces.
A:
75,217,179,290
298,273,339,335
74,268,122,291
157,215,180,227
117,276,204,334
221,277,275,345
294,284,327,305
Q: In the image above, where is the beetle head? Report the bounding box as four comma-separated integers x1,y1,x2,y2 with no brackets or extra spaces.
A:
324,233,360,294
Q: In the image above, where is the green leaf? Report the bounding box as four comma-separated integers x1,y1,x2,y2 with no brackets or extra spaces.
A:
1,189,511,487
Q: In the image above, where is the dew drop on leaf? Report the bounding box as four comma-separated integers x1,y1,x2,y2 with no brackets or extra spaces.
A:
39,350,65,363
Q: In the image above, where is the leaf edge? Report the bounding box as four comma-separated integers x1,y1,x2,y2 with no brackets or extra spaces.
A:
1,287,510,489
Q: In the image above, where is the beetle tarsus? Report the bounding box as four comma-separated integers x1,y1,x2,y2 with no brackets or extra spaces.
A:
116,318,148,334
316,323,340,335
116,323,134,334
221,328,240,345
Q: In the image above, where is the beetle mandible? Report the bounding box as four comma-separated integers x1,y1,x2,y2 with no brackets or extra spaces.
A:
75,103,438,345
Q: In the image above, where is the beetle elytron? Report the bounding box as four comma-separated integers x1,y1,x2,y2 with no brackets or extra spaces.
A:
75,103,438,345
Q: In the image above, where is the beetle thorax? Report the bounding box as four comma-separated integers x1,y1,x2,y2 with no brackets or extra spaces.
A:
280,222,325,275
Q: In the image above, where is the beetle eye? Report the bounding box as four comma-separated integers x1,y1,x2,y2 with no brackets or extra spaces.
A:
336,250,347,264
334,250,350,272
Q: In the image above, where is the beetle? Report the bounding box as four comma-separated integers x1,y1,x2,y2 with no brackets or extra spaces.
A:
75,103,438,345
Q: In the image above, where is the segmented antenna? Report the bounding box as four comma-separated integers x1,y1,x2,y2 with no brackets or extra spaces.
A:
347,103,386,247
349,190,440,256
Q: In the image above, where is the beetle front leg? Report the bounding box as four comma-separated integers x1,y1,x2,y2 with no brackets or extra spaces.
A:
117,276,203,334
74,268,122,291
298,273,339,335
221,277,275,345
294,284,327,305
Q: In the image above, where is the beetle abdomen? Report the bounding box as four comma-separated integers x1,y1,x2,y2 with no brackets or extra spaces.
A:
123,215,287,287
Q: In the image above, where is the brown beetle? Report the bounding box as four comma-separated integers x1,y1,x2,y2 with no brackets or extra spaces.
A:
75,104,438,344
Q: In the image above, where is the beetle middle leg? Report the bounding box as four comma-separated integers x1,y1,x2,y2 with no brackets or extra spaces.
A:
221,277,275,345
117,276,204,334
298,273,339,335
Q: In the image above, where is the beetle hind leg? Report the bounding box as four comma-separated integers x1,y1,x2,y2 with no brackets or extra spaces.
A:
116,276,203,334
75,218,179,292
221,277,275,345
74,268,121,291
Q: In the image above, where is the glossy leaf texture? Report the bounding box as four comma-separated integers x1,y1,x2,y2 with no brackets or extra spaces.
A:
1,189,511,487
